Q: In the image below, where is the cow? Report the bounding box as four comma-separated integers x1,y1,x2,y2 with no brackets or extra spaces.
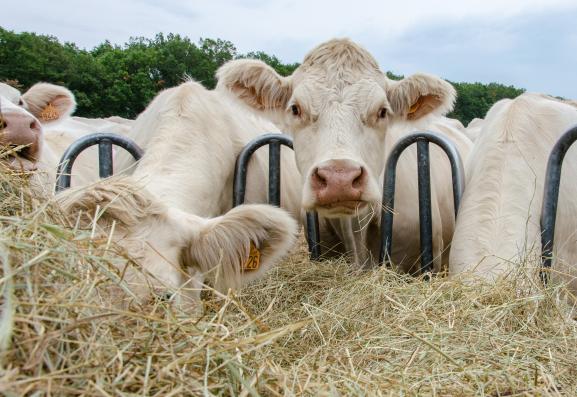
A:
0,82,132,189
60,80,300,313
217,38,472,273
449,93,577,294
464,118,484,142
0,82,77,175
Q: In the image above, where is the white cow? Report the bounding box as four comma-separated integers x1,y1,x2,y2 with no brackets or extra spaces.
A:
60,80,300,312
1,82,76,175
217,38,471,272
449,93,577,293
1,82,134,189
464,118,484,142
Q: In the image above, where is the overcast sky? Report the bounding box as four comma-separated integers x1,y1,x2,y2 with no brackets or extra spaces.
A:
4,0,577,98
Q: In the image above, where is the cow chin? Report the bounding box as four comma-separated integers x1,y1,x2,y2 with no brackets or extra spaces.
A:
309,199,374,219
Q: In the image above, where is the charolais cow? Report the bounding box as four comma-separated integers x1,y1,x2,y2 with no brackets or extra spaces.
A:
0,82,76,175
217,38,471,272
0,82,132,189
60,80,300,313
449,93,577,293
464,118,484,142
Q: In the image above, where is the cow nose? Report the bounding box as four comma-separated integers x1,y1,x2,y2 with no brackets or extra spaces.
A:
1,112,40,144
310,159,367,206
0,112,41,163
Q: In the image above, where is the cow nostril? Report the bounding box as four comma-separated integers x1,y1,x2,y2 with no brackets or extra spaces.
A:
352,167,364,189
313,167,327,188
30,121,38,130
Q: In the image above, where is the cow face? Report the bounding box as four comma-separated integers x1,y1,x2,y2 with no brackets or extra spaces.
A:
58,177,298,312
0,82,76,171
217,39,455,218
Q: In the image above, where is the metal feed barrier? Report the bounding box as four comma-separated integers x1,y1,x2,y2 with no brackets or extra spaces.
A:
55,132,143,193
232,131,465,273
232,133,321,260
54,124,575,281
56,131,464,274
540,125,577,284
379,131,465,274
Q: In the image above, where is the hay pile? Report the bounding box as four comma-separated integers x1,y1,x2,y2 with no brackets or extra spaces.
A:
1,169,576,396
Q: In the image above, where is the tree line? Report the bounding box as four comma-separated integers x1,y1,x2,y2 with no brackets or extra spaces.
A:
0,27,524,124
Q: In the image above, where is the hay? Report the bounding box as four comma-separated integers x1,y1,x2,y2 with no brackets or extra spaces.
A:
0,167,576,396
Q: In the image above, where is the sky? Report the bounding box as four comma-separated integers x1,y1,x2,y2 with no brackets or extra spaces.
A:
4,0,577,98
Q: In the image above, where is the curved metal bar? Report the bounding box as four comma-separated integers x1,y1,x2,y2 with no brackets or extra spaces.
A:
379,131,465,273
233,133,293,206
233,133,321,260
55,132,144,193
540,125,577,283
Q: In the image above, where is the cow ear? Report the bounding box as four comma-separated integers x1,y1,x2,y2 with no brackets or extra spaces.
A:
57,177,166,229
388,73,456,120
217,59,292,111
22,83,76,124
186,204,298,291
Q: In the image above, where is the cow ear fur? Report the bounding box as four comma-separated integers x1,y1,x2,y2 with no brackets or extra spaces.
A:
57,177,166,229
217,59,292,111
22,83,76,124
388,73,456,120
185,204,298,292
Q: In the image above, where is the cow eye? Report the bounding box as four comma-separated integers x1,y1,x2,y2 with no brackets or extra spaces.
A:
378,107,387,119
290,104,301,117
18,99,24,106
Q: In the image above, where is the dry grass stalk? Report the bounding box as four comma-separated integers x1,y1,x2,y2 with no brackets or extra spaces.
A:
0,165,576,396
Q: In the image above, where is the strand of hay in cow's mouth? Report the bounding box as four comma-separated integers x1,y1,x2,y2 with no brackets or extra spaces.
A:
0,166,576,396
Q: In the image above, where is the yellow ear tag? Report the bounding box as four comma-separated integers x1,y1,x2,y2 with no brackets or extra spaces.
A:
39,103,60,121
243,242,261,271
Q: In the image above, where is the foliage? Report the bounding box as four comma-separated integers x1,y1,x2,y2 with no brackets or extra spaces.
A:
449,82,525,125
1,26,526,123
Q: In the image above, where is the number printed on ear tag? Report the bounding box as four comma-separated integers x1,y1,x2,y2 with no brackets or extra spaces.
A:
40,103,60,121
243,242,261,271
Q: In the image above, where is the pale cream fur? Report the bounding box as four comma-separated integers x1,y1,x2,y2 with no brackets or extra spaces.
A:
217,38,469,271
62,80,301,313
1,81,133,191
21,82,77,123
1,82,76,175
58,176,297,311
450,93,577,294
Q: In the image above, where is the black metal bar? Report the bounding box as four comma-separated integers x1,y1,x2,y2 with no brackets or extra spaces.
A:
306,211,321,259
269,140,281,206
55,132,144,193
540,125,577,283
233,133,321,261
417,140,434,273
379,131,465,272
98,139,113,178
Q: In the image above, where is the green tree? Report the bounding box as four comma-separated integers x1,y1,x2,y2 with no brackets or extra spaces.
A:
0,26,528,123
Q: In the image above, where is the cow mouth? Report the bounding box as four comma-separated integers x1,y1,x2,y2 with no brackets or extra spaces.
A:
315,200,370,217
1,144,38,171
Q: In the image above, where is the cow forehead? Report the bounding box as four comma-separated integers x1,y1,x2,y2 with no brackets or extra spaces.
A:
292,77,388,113
298,38,381,75
0,83,22,105
0,94,26,115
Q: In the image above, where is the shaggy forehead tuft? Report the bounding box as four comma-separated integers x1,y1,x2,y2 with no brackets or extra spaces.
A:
299,39,381,76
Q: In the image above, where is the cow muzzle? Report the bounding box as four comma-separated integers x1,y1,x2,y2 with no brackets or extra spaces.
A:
309,159,369,215
0,112,41,171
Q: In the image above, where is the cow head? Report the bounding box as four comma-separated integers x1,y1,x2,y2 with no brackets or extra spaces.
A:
217,39,455,218
57,177,298,311
0,82,76,171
